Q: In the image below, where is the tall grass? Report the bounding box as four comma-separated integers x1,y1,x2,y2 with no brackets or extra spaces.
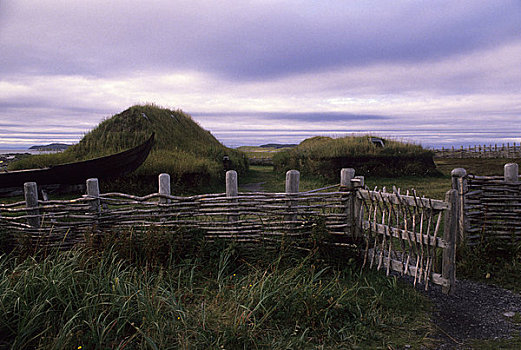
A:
0,228,434,349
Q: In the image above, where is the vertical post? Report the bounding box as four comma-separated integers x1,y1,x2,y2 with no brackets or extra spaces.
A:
504,163,519,183
159,173,171,204
226,170,238,222
285,170,300,224
353,176,365,238
340,168,355,189
451,168,467,243
24,182,40,228
442,189,458,295
340,168,355,236
86,178,101,212
285,170,300,194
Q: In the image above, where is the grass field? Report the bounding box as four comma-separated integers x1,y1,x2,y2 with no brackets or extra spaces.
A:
2,156,521,348
0,231,436,349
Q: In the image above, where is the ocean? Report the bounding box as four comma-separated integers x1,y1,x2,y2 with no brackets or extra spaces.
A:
0,149,61,156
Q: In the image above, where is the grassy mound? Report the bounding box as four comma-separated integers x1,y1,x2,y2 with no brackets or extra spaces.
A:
273,135,438,179
10,104,247,193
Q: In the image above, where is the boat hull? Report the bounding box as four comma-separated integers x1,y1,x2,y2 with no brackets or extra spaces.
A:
0,133,154,189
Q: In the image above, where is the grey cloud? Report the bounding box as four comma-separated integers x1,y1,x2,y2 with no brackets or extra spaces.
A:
192,111,388,122
1,1,520,80
0,101,112,117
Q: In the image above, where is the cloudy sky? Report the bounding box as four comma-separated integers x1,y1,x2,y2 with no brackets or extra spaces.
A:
1,1,520,148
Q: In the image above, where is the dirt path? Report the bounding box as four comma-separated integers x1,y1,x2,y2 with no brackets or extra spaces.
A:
412,278,521,349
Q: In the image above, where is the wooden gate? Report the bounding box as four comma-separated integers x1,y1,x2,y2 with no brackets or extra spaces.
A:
356,188,457,294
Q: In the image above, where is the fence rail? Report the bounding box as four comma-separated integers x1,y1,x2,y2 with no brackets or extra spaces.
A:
435,143,521,158
0,168,457,293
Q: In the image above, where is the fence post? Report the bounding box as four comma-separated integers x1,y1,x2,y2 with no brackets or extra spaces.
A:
340,168,355,236
286,170,300,194
24,182,40,228
226,170,239,222
86,178,101,212
504,163,519,183
442,189,458,295
340,168,355,189
159,173,171,204
285,170,300,224
451,168,467,243
353,176,365,238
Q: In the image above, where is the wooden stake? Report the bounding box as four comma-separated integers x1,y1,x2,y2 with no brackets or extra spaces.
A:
24,182,40,228
226,170,238,222
442,189,458,295
159,173,171,204
86,178,101,212
504,163,519,184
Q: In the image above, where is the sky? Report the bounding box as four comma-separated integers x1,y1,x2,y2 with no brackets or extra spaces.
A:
1,0,521,149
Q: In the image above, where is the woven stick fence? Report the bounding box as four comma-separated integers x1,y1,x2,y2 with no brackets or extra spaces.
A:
0,171,358,251
435,143,521,159
458,163,521,245
0,168,457,293
357,187,457,294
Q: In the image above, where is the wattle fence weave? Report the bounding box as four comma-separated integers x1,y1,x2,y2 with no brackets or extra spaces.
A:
0,169,458,294
454,163,521,246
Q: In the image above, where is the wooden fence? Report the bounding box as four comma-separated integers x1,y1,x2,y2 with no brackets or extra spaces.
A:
435,143,521,159
454,163,521,245
0,169,458,293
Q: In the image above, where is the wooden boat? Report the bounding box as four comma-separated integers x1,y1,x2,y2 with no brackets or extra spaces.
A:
0,133,155,190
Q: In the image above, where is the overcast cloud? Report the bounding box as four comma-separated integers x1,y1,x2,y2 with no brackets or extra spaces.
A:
1,0,520,148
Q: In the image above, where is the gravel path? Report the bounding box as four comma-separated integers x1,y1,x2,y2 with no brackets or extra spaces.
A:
415,278,521,349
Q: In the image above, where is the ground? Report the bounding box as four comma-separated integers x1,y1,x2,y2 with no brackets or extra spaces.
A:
411,277,521,349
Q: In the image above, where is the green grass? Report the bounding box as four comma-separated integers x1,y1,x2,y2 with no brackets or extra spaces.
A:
237,146,294,159
364,176,451,200
435,157,521,176
242,165,450,199
0,229,435,349
246,157,519,200
239,165,340,193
